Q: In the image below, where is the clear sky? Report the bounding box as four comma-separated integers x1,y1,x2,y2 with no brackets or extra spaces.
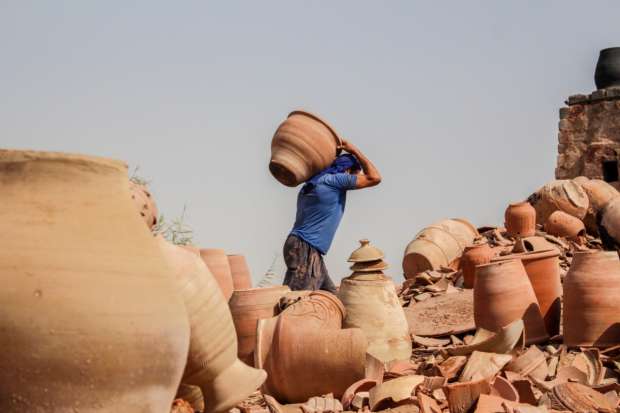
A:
2,1,619,284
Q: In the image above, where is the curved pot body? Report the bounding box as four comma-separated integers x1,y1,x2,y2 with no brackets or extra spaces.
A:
601,197,620,247
595,47,620,90
227,254,253,290
158,238,267,413
264,315,367,403
129,180,159,230
338,277,412,362
575,178,619,235
504,202,536,237
563,251,620,347
200,249,234,301
229,286,290,365
269,110,342,187
492,250,562,337
529,180,589,223
0,150,190,412
544,210,586,239
474,259,548,344
461,243,494,289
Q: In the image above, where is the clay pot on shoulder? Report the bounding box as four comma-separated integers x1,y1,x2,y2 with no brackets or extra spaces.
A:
474,259,548,345
563,251,620,347
200,249,234,301
492,249,562,337
158,238,267,413
0,150,190,412
595,47,620,90
227,254,252,290
504,202,536,238
461,242,494,288
544,210,586,239
269,110,342,187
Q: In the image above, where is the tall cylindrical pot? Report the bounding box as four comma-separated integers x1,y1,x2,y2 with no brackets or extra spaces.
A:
200,248,234,301
461,242,494,289
0,150,190,412
595,47,620,90
504,202,536,237
563,251,620,347
227,254,253,290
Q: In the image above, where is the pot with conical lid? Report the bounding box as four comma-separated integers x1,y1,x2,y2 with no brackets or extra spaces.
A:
348,239,384,262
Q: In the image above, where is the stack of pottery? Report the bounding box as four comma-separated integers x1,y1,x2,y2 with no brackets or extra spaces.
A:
504,201,536,238
544,210,586,240
402,218,479,278
129,180,159,230
460,239,495,288
528,179,589,224
573,177,619,235
269,110,343,187
200,249,234,301
227,254,253,290
339,240,412,363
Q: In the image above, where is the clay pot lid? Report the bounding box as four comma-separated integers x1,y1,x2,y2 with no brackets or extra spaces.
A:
551,382,614,412
348,271,387,281
288,110,343,147
347,239,384,263
350,259,389,272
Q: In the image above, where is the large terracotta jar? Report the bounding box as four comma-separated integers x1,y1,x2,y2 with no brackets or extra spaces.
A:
544,210,586,239
528,179,589,223
269,110,343,187
492,250,562,337
129,180,159,230
338,276,412,362
229,286,290,365
200,248,234,301
0,150,190,412
563,251,620,347
574,177,619,235
474,259,548,345
157,238,267,413
504,202,536,238
403,218,478,278
227,254,253,290
601,197,620,247
461,242,494,288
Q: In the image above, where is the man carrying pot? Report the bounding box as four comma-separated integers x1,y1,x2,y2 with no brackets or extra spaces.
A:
283,139,382,292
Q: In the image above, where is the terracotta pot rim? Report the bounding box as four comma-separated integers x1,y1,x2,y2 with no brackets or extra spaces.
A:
0,149,127,171
491,249,560,262
476,258,521,272
572,250,618,258
288,110,343,148
508,201,530,207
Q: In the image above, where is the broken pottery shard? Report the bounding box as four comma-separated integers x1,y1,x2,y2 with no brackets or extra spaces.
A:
417,392,442,413
351,392,369,411
549,382,614,413
341,379,377,410
505,346,548,381
474,394,547,413
443,378,492,413
447,319,524,356
386,359,419,376
413,335,451,347
369,375,425,411
404,290,475,337
435,356,467,381
459,351,513,382
490,376,519,402
570,348,604,386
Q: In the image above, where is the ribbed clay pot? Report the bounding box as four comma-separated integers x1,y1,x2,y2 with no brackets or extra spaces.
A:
504,202,536,238
461,242,494,289
600,197,620,247
269,110,342,187
544,210,586,239
129,180,159,230
563,251,620,347
574,178,619,235
528,180,589,223
200,249,234,301
338,276,412,362
492,250,562,337
229,286,290,365
474,259,548,345
263,314,367,403
158,238,267,413
0,150,190,412
595,47,620,90
227,254,253,290
403,218,478,278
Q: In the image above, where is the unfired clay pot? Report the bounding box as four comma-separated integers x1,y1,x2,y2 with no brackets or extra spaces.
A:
158,238,267,413
504,202,536,238
403,218,478,278
200,248,234,301
492,249,562,337
269,110,343,187
227,254,252,290
461,242,494,289
474,259,548,345
574,177,619,235
338,276,412,362
563,251,620,347
600,197,620,247
544,210,586,239
0,150,190,412
229,286,290,365
528,179,589,223
129,180,159,230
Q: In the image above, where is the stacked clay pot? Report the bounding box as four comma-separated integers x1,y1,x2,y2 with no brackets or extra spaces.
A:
573,177,619,235
492,249,562,337
544,210,586,239
504,201,536,237
563,251,620,347
229,285,290,365
157,237,267,413
200,248,234,301
129,180,159,230
474,259,548,345
0,150,190,412
269,110,343,187
528,179,589,224
227,254,253,290
348,239,389,280
460,240,495,288
340,240,412,362
402,218,479,278
600,197,620,248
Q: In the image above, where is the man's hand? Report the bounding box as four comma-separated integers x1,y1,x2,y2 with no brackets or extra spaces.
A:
338,139,358,155
338,138,382,189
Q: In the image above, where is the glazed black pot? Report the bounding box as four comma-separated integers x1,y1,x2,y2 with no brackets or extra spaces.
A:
595,47,620,89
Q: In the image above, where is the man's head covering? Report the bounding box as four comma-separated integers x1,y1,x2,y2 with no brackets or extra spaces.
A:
302,153,361,193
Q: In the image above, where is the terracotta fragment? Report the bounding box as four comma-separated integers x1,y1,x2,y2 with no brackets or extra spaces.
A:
512,236,558,254
459,351,513,382
417,392,442,413
549,382,614,413
490,376,519,402
434,356,468,381
369,375,425,411
176,384,205,413
228,254,253,290
448,319,524,356
341,379,377,410
505,346,548,381
443,378,492,413
505,201,537,238
474,394,546,413
200,248,234,300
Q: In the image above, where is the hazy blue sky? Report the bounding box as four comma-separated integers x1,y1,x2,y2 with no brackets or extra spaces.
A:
2,1,619,283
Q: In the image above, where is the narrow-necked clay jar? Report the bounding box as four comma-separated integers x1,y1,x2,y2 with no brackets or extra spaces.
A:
227,254,253,290
461,242,494,288
563,251,620,347
0,150,190,412
504,202,536,238
544,210,586,239
200,248,234,301
474,259,548,345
